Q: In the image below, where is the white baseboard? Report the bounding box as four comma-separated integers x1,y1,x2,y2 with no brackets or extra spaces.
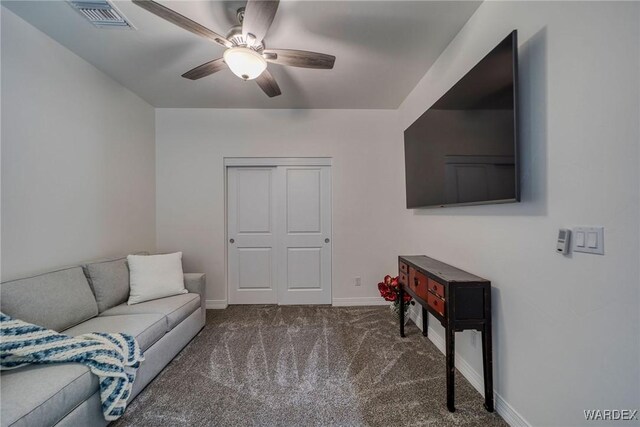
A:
408,307,530,427
205,299,228,309
208,297,387,308
332,296,388,306
494,393,530,427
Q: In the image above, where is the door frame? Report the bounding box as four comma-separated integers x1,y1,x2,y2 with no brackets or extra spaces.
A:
224,157,333,305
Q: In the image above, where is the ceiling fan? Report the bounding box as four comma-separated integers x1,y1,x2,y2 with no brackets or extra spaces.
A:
132,0,336,97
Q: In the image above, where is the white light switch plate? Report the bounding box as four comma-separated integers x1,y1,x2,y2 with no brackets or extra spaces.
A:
572,227,604,255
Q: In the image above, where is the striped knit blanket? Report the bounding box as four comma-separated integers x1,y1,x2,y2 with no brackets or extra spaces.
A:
0,312,144,421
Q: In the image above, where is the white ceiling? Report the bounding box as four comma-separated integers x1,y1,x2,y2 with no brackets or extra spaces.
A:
3,0,481,109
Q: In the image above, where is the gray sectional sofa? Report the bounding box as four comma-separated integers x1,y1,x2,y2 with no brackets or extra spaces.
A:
0,255,206,427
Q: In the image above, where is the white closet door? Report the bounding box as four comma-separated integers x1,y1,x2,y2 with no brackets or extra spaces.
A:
276,166,332,305
227,167,278,304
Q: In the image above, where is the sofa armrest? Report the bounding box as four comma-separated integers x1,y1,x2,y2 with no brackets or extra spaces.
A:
184,273,206,324
184,273,205,296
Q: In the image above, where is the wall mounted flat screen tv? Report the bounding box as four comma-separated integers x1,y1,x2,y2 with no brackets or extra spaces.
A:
404,31,519,208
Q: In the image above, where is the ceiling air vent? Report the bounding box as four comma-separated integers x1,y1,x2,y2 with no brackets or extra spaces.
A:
69,1,134,29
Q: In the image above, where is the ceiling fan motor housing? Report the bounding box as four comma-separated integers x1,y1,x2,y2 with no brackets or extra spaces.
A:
226,25,264,52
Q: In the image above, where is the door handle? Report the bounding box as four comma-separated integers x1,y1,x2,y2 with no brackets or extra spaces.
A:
325,238,330,243
229,238,235,244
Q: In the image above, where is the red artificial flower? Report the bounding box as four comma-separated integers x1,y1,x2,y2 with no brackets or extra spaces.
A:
378,274,412,304
389,276,399,289
378,281,397,302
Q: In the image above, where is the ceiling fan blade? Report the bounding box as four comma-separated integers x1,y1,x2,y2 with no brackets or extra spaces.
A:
133,0,231,48
255,69,281,97
242,0,279,44
182,58,227,80
263,49,335,69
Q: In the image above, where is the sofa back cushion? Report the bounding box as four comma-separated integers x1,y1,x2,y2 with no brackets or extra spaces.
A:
83,257,131,313
0,267,98,331
83,253,149,313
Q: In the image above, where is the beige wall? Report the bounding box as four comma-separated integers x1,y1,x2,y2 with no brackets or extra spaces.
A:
1,8,156,280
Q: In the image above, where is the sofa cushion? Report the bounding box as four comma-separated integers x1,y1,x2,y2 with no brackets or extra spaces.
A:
99,293,201,330
84,257,131,313
63,314,167,351
0,363,98,427
0,267,98,332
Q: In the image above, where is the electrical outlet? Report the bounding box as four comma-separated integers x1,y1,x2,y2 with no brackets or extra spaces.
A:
355,277,361,286
471,331,478,347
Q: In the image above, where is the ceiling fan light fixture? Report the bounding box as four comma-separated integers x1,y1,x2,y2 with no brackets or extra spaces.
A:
223,47,267,81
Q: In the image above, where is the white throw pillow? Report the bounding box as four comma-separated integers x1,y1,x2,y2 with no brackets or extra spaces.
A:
127,252,187,305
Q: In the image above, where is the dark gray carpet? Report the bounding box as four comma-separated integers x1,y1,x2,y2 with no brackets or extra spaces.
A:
113,306,507,426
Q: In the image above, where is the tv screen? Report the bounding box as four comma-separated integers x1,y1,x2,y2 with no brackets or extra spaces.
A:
404,31,519,208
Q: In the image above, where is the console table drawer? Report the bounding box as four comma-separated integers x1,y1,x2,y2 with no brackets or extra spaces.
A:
399,261,408,274
427,278,445,299
427,292,445,317
413,270,427,289
399,272,408,286
413,270,430,301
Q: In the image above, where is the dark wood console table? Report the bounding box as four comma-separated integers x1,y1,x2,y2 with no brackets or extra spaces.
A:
398,255,494,413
